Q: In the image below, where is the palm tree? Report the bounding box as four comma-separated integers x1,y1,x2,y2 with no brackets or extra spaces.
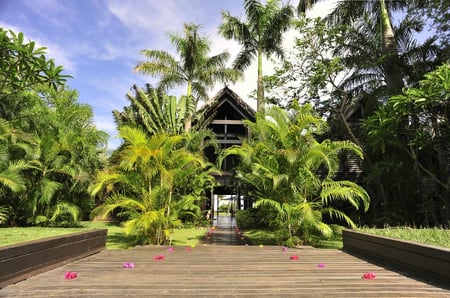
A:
220,104,369,245
91,126,217,245
219,0,294,113
134,23,241,131
0,119,34,225
298,0,416,94
18,86,107,226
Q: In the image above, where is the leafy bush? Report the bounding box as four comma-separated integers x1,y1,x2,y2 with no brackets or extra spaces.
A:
236,207,275,229
236,209,257,229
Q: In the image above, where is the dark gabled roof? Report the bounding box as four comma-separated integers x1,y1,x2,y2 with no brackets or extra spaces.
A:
199,86,256,121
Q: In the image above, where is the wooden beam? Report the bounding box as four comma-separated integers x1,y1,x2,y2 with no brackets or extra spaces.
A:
211,120,244,125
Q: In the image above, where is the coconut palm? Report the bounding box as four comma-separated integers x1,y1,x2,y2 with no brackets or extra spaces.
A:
134,23,241,131
220,104,369,245
91,126,217,245
298,0,418,94
219,0,294,113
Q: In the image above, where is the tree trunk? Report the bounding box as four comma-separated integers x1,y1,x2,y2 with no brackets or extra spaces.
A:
256,48,265,113
379,0,403,94
184,81,193,131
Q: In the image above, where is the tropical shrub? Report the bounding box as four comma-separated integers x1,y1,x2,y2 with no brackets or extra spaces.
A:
220,104,370,246
90,127,217,245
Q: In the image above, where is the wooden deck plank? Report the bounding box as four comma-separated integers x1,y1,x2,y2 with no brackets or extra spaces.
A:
1,243,449,297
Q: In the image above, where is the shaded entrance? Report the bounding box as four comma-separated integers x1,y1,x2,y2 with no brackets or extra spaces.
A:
213,214,236,229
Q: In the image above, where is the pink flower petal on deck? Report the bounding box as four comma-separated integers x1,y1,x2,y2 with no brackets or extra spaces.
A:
64,271,77,279
153,254,165,260
317,263,325,268
185,246,192,252
282,246,288,252
122,262,135,268
362,272,376,280
167,246,174,252
290,255,299,261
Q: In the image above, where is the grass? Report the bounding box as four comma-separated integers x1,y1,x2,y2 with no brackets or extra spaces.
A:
244,226,450,249
0,221,208,249
358,227,450,248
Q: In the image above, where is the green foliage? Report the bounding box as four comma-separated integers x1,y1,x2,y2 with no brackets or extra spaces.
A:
235,209,258,229
219,0,293,112
236,205,275,230
0,28,106,227
90,127,217,245
408,0,450,47
0,28,70,101
221,104,369,246
134,23,240,130
363,63,450,226
0,87,107,227
113,84,216,141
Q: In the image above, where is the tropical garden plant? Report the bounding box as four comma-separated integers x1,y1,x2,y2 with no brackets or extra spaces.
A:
269,0,447,226
363,63,450,226
90,126,217,245
134,23,241,131
0,29,106,227
220,104,370,246
219,0,293,113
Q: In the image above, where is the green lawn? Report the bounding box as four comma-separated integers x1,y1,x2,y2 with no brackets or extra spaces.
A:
0,221,207,249
358,227,450,248
244,226,450,249
4,222,446,250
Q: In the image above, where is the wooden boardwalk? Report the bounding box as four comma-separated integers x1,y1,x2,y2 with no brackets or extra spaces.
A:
1,229,449,297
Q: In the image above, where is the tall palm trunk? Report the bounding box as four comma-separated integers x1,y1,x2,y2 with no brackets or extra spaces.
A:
257,48,265,113
184,81,193,131
379,0,403,94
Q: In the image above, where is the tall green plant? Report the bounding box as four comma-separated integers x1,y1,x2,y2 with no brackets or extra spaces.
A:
219,0,293,113
363,63,450,226
220,104,369,245
298,0,417,94
91,127,217,245
134,23,240,131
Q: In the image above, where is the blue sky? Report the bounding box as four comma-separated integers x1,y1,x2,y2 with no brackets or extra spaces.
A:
0,0,334,149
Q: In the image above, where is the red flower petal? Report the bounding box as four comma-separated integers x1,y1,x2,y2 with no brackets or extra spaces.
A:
290,255,299,260
362,272,376,279
64,271,77,279
153,254,165,260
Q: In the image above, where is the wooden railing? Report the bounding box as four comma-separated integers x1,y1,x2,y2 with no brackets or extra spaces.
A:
343,229,450,287
0,229,107,288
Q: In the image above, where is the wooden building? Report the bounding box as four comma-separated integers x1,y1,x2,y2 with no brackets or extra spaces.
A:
198,87,255,221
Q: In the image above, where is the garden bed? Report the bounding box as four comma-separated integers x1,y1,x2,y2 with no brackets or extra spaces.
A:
342,229,450,287
0,229,107,288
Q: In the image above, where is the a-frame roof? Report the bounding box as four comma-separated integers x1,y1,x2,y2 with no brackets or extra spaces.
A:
199,86,256,122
